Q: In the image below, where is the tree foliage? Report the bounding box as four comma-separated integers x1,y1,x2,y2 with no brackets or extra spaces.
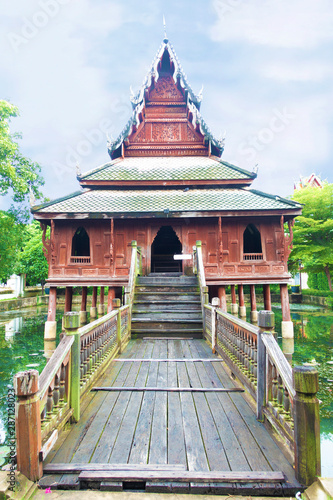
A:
0,100,44,221
290,184,333,291
15,221,49,286
0,211,22,282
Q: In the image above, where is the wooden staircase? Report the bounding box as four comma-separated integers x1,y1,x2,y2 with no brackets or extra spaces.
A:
131,273,203,338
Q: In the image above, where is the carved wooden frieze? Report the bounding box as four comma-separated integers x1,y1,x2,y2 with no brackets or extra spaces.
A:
152,123,180,141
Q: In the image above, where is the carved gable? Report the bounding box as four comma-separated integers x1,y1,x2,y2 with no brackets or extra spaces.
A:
149,75,184,101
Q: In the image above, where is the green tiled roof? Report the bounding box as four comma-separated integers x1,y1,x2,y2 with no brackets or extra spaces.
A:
80,156,255,182
34,188,301,215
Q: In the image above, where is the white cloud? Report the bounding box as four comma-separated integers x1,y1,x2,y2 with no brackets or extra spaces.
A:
210,0,333,48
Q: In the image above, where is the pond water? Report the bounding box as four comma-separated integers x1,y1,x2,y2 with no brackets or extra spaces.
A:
0,304,332,476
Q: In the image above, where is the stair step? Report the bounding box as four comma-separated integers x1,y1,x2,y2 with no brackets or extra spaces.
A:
132,330,203,338
132,312,202,320
135,286,199,293
137,277,198,285
133,304,201,312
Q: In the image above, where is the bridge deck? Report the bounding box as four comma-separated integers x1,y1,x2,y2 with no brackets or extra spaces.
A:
42,338,300,495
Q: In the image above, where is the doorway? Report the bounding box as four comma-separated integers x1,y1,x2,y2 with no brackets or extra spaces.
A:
151,226,182,272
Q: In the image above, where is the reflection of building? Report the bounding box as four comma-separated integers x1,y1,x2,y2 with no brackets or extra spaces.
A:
5,317,23,339
32,38,302,338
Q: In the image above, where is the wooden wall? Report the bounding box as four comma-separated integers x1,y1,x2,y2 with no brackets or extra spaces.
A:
49,216,289,281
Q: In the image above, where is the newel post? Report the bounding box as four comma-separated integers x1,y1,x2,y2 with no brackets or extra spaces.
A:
293,366,321,486
211,297,219,353
14,369,43,481
64,311,81,422
256,310,274,421
113,298,122,351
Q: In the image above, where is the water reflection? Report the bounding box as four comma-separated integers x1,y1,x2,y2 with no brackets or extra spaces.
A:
4,317,23,339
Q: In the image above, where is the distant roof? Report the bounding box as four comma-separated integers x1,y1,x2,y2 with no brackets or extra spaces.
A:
33,187,301,217
80,156,256,184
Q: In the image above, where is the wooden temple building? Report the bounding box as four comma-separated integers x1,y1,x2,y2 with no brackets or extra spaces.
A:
32,38,302,339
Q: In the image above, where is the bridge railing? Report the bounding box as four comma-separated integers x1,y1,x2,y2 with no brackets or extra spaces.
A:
193,241,209,315
196,242,320,486
203,304,321,486
13,243,140,482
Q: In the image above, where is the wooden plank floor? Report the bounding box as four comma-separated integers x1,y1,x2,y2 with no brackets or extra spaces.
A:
42,338,301,495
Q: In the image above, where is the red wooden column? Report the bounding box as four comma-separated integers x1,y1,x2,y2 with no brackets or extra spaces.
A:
218,286,227,312
280,283,294,338
250,284,258,322
44,286,57,340
65,287,73,313
90,286,97,319
14,370,42,481
230,285,238,314
263,284,271,311
80,286,88,324
98,287,105,315
238,284,246,318
107,287,116,313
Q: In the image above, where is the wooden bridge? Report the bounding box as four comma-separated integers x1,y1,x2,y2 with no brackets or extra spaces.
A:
13,242,321,495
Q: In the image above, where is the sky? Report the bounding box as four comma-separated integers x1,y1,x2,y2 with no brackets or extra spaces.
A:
0,0,332,209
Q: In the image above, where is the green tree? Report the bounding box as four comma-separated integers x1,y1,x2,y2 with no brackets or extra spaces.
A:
0,211,22,282
0,100,44,220
290,184,333,291
15,221,48,287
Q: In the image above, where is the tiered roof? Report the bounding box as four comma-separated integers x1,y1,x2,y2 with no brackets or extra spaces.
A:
33,38,302,220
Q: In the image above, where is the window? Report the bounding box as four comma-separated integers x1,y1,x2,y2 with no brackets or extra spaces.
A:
71,227,90,264
243,224,263,260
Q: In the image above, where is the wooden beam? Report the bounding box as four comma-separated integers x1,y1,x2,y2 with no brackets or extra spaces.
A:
44,463,186,474
91,387,244,393
78,470,285,484
110,358,222,362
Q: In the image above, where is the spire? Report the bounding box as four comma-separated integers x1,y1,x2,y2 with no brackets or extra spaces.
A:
163,15,168,43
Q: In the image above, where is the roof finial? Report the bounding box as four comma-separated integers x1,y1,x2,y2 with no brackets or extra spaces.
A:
163,15,168,43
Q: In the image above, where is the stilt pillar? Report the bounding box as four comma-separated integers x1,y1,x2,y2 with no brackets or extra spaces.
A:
90,286,97,319
80,286,88,325
98,287,105,315
263,284,271,311
65,287,73,313
280,283,294,338
250,284,258,323
218,286,227,312
44,286,57,340
108,287,116,313
230,285,238,314
238,284,246,317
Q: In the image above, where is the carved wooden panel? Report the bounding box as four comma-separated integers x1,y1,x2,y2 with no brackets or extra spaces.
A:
152,123,180,142
256,265,270,274
149,75,183,101
207,231,217,264
238,265,252,273
59,245,67,266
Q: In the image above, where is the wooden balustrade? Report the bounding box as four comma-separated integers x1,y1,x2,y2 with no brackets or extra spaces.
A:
69,256,91,264
14,303,131,482
258,331,295,451
39,335,74,441
243,253,263,261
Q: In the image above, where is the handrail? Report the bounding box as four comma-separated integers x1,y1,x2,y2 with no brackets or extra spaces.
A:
193,241,208,314
125,240,141,306
203,304,321,486
14,302,131,482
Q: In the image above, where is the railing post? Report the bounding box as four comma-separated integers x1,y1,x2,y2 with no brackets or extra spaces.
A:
113,298,122,351
293,366,321,486
257,311,274,421
14,369,42,481
211,298,219,353
64,311,81,422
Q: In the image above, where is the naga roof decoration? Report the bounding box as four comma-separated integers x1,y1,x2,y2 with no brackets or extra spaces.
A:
107,39,225,159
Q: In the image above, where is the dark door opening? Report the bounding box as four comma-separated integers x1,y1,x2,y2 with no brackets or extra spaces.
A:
151,226,182,272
